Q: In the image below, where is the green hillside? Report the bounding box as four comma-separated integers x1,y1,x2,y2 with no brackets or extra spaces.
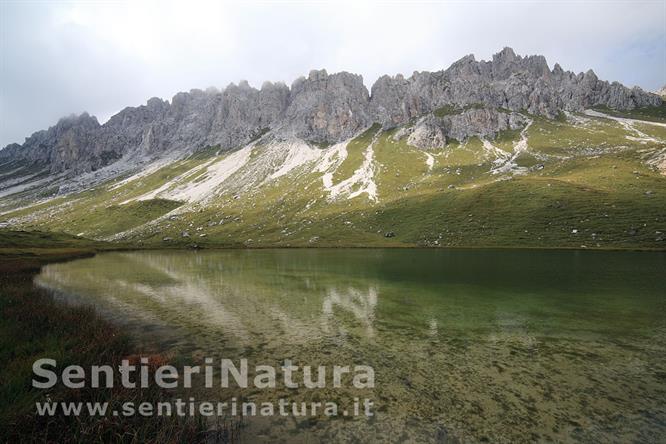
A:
1,110,665,250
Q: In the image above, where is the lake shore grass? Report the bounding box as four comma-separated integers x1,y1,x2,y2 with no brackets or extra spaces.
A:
0,232,210,443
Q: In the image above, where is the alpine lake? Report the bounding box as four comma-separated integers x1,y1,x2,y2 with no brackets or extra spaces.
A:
35,248,666,442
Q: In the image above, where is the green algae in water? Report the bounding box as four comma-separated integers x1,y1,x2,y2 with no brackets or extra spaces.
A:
36,249,666,442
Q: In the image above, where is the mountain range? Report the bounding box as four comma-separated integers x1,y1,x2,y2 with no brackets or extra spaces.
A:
1,48,665,250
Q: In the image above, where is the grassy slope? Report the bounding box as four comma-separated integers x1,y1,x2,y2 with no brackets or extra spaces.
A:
592,104,666,123
1,112,665,250
332,123,380,183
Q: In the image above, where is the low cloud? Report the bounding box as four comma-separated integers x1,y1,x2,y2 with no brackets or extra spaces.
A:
1,0,664,147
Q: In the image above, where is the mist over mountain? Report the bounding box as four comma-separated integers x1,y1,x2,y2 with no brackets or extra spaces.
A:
1,48,661,175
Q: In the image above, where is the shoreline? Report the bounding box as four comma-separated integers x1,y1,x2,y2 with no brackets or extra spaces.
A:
0,245,209,442
2,229,665,258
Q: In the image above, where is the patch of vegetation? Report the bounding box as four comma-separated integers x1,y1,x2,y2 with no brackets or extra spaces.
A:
28,199,183,239
433,105,459,118
635,122,666,140
310,140,333,149
113,113,665,250
331,123,380,183
0,230,101,249
0,161,44,184
494,127,523,152
0,257,207,442
100,150,122,164
592,104,666,123
189,145,222,160
0,232,215,442
112,158,214,202
526,115,650,157
362,174,666,249
374,133,435,200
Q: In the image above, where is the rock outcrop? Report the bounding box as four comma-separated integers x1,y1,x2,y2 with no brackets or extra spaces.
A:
405,116,448,149
1,47,661,174
371,48,660,123
400,108,527,149
444,107,526,142
0,113,101,173
284,70,371,143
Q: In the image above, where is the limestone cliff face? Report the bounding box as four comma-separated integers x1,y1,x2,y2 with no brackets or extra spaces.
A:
370,47,660,124
94,97,170,162
284,70,371,143
207,81,289,148
0,113,101,173
399,108,528,149
1,48,661,174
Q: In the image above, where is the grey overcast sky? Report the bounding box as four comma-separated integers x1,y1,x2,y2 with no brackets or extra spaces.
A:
0,0,664,147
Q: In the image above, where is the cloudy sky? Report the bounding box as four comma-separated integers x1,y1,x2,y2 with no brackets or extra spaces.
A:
0,0,664,147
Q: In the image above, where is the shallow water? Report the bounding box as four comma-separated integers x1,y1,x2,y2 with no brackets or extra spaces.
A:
36,249,666,442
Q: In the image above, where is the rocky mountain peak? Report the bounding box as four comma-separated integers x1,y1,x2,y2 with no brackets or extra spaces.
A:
584,69,598,81
55,111,100,131
1,48,662,176
446,54,478,77
494,46,518,62
285,70,370,143
146,97,169,110
307,69,328,82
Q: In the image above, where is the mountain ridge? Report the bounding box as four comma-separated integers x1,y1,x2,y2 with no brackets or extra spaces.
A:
1,47,665,251
1,47,661,175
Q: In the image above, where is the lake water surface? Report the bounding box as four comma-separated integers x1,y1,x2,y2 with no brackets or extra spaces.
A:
36,249,666,442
